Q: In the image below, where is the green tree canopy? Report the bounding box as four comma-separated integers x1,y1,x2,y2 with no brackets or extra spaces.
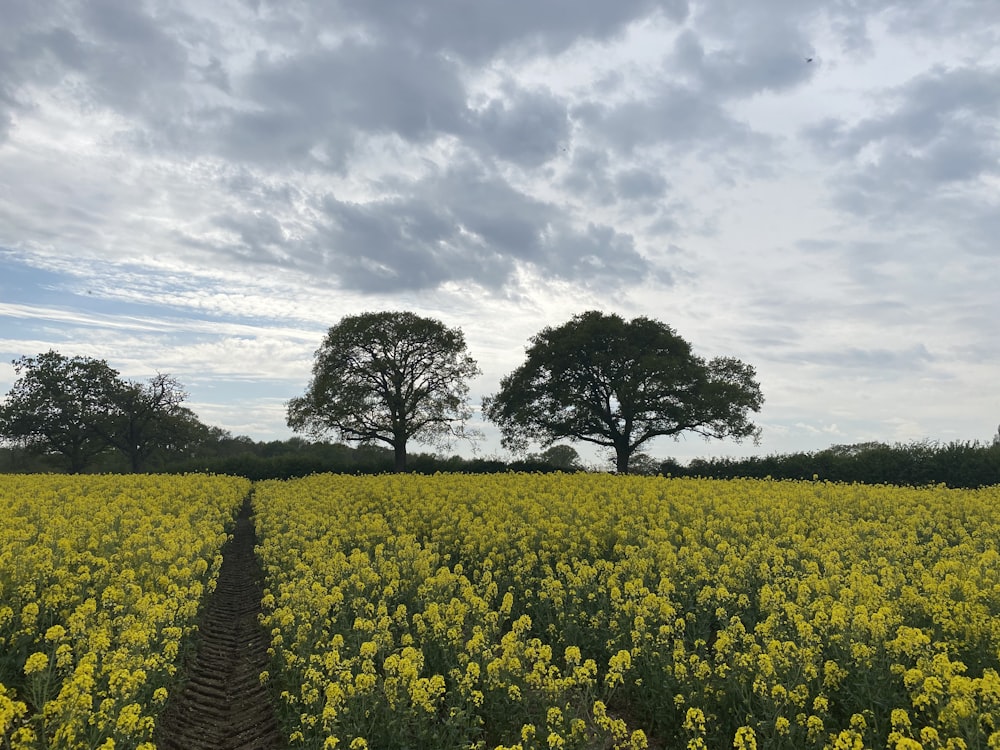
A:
0,351,205,473
287,311,481,472
100,374,208,471
528,444,584,471
0,351,121,472
483,311,764,474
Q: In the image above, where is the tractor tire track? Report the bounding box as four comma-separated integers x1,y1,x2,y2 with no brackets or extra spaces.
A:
157,496,284,750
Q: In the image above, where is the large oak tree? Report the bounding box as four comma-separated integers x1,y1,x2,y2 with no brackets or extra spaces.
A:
0,351,120,472
100,374,207,472
483,311,763,474
287,311,481,472
0,351,206,472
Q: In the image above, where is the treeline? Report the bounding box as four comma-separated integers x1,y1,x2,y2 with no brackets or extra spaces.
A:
0,434,576,478
1,312,767,475
164,441,568,480
661,439,1000,489
4,432,1000,487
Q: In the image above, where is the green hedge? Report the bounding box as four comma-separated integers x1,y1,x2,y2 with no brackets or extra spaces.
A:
668,440,1000,488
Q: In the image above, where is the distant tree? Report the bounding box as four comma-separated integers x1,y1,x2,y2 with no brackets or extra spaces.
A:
197,427,258,458
625,451,662,476
483,311,764,474
101,374,207,471
658,457,686,476
0,351,121,472
0,351,209,473
528,444,584,471
287,311,481,472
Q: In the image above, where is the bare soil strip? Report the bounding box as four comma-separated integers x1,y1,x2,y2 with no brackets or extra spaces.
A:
157,496,284,750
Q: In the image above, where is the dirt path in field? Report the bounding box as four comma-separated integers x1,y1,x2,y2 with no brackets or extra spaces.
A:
156,496,285,750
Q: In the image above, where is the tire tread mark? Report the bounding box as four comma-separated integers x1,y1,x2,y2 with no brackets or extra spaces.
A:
157,496,285,750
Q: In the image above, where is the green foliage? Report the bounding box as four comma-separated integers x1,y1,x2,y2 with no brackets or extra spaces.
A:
0,351,207,473
676,439,1000,488
287,311,481,472
527,444,585,471
98,373,207,471
0,351,121,472
483,311,764,474
162,436,573,480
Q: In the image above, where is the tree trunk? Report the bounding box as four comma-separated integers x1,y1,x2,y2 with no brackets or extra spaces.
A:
615,447,630,474
67,444,87,474
393,442,407,473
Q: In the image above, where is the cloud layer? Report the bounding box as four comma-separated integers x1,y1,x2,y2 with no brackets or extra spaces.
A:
1,0,999,461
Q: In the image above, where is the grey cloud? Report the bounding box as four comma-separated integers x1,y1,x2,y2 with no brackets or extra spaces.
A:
314,196,503,292
311,0,689,63
546,224,654,286
0,0,779,169
220,167,301,207
78,0,190,113
16,27,88,73
221,41,469,168
615,168,669,202
671,28,813,98
733,322,804,352
688,1,999,69
646,214,682,236
0,3,79,141
218,109,336,169
836,67,1000,153
423,165,551,261
958,200,1000,258
950,342,1000,366
807,66,1000,220
614,167,677,220
882,1,1000,38
468,86,571,167
0,85,14,142
0,0,206,152
560,153,671,218
917,138,994,184
574,85,761,155
805,344,936,374
214,212,289,264
561,148,616,204
828,13,874,55
200,57,231,93
310,163,654,292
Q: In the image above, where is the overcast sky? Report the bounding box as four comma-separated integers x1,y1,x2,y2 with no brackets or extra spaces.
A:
1,0,999,466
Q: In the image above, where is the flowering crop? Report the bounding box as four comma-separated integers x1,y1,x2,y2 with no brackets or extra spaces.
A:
0,473,249,749
254,474,1000,750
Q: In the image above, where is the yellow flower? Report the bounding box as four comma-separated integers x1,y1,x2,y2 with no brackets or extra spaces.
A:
24,652,49,675
44,624,67,642
733,725,757,750
243,474,1000,747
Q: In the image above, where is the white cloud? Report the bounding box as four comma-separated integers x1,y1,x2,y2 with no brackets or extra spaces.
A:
2,0,999,460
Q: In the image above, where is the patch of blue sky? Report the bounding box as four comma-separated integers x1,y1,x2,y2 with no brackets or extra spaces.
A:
0,250,75,306
0,250,192,320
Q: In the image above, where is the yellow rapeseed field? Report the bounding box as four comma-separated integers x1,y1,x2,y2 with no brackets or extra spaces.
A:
0,474,250,749
253,474,1000,750
5,473,1000,749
